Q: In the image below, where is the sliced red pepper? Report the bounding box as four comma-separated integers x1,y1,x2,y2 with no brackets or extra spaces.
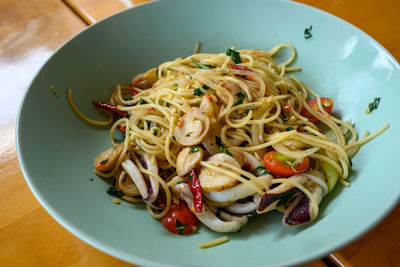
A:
92,100,128,117
283,104,291,112
186,169,203,213
117,125,126,132
231,64,252,71
244,163,253,172
177,118,184,128
300,97,333,123
97,159,108,171
129,77,144,88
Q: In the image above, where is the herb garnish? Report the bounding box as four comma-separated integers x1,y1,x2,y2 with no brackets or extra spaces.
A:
139,98,146,105
153,128,158,136
220,147,232,156
234,92,246,106
172,135,176,141
123,97,133,101
173,83,178,87
226,48,241,64
304,25,312,39
175,219,187,234
215,136,232,156
191,57,212,69
250,210,258,216
107,187,125,197
193,88,203,96
189,147,200,154
255,166,271,176
285,127,294,131
99,159,108,165
187,172,193,182
202,84,210,90
137,120,144,130
367,97,381,113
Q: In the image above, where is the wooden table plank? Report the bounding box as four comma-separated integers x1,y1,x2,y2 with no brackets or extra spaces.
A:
62,0,150,24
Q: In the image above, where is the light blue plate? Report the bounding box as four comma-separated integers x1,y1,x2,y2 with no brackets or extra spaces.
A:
16,0,400,266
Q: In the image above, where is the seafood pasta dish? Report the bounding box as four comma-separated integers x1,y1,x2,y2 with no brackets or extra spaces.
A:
68,44,388,243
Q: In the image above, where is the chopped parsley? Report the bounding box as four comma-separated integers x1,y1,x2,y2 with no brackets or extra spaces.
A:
255,165,271,176
367,97,381,113
226,48,241,64
304,25,313,39
175,219,187,234
153,128,158,136
220,146,232,156
234,92,246,106
172,135,176,141
173,83,178,87
194,88,203,96
249,210,258,216
123,97,133,101
99,159,108,165
189,147,200,153
191,57,212,69
215,136,232,156
139,98,146,105
107,187,125,197
137,120,144,130
202,84,210,90
187,172,193,182
285,127,294,131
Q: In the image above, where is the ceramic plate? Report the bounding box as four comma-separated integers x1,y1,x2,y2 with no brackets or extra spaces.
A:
17,0,400,266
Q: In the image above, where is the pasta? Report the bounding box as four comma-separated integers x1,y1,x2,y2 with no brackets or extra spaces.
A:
68,43,389,237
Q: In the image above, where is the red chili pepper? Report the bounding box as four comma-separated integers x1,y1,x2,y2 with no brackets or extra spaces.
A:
178,118,184,128
204,94,211,101
245,76,254,80
231,64,252,71
244,163,252,171
186,169,203,213
283,104,291,112
131,90,138,96
117,125,126,132
97,159,108,171
129,77,144,88
92,100,128,117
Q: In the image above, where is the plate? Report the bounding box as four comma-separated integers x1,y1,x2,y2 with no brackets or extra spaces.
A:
16,0,400,266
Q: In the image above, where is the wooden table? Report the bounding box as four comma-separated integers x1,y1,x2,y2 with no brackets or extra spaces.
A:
1,0,399,266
